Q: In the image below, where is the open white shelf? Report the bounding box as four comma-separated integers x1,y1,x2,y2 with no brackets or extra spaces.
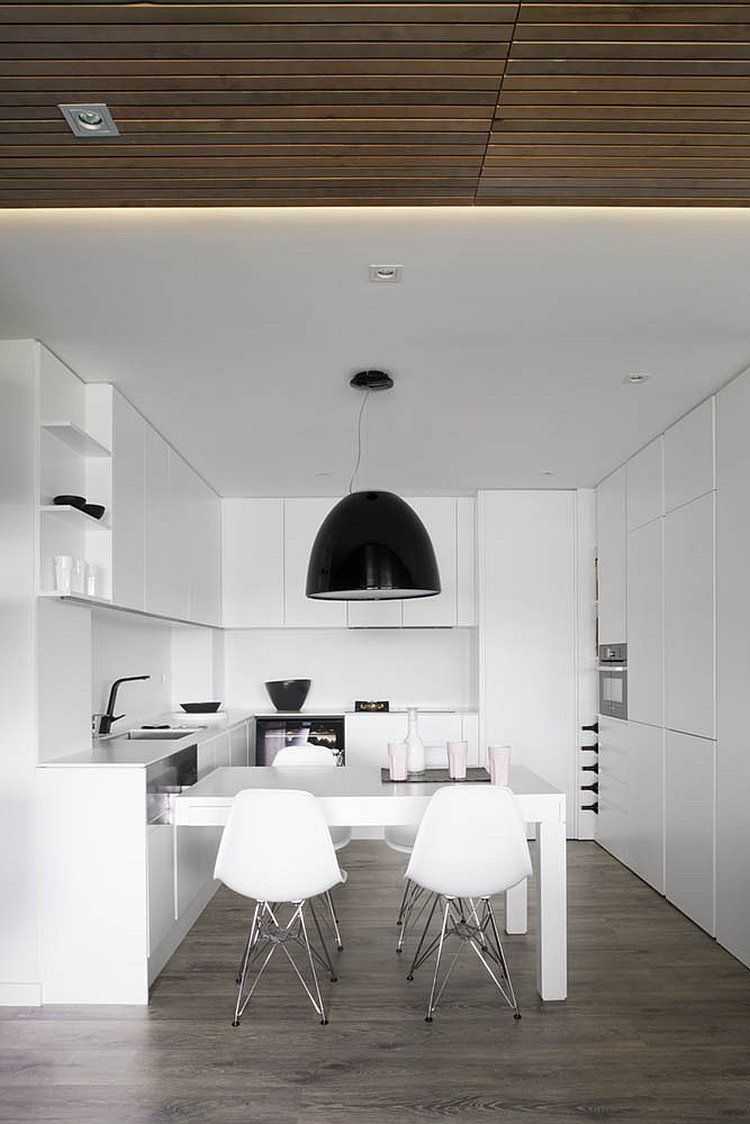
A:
40,504,110,530
41,421,111,458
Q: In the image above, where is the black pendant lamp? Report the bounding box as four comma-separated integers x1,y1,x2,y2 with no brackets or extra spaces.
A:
306,372,441,601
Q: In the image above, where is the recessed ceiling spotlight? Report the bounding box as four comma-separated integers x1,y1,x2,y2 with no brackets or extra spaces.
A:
58,103,120,138
624,372,652,385
540,469,557,477
369,264,403,283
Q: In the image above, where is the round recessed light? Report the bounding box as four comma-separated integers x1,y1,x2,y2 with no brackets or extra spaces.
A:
76,110,104,128
625,372,651,384
540,469,557,477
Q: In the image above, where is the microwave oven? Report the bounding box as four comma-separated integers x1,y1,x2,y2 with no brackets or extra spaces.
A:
598,643,627,720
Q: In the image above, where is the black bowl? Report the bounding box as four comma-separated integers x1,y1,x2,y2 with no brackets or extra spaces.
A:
82,502,105,520
264,679,311,712
180,701,221,713
54,494,86,510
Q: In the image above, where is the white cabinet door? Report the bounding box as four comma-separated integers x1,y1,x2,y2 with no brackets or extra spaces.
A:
627,437,663,531
222,498,284,627
212,731,231,768
597,717,630,866
596,466,627,644
664,492,715,739
401,497,456,627
456,496,477,626
189,471,221,626
111,391,145,610
627,720,664,893
664,398,714,513
347,598,403,628
197,735,217,778
344,713,405,766
144,426,173,618
175,827,221,918
716,369,750,968
147,824,175,954
665,730,715,935
284,498,347,627
627,518,663,728
167,451,192,622
230,723,248,766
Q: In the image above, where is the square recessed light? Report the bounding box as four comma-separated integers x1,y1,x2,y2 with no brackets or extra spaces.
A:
58,103,120,138
369,264,403,283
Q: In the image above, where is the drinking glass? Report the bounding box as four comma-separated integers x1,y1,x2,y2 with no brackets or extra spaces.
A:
387,741,408,781
488,745,511,785
447,740,468,780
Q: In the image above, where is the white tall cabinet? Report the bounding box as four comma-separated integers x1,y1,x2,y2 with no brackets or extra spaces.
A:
715,368,750,968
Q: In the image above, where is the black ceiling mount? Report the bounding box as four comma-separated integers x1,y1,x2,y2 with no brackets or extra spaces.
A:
349,369,394,392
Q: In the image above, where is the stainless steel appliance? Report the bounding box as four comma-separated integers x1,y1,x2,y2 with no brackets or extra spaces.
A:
146,744,198,824
255,715,345,766
598,643,627,720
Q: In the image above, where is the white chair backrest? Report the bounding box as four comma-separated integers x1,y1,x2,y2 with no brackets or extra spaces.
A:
214,788,344,902
405,785,532,898
273,743,337,767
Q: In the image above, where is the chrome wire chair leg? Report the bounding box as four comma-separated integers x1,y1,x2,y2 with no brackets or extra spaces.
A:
324,889,344,950
308,898,338,981
406,892,441,980
397,884,433,954
298,903,329,1025
425,897,452,1022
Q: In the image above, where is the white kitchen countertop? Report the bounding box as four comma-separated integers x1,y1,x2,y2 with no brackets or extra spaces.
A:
37,709,254,768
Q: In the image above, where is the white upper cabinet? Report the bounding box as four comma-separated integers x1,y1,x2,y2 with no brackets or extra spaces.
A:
401,497,457,628
456,496,477,626
665,730,716,935
184,461,221,627
143,426,174,618
627,436,663,531
627,518,663,728
111,392,145,610
284,498,347,628
664,398,714,513
596,466,627,644
664,491,715,739
222,498,284,627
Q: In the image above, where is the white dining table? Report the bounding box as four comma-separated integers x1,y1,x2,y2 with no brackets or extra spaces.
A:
173,763,567,1001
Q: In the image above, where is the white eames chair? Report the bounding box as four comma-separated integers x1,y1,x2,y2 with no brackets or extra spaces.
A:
213,788,346,1026
404,784,532,1023
272,742,351,949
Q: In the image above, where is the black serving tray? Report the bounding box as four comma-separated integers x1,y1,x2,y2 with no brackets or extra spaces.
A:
380,767,490,784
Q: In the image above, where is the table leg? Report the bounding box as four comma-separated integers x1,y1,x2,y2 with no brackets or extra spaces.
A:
505,880,528,934
535,816,567,1001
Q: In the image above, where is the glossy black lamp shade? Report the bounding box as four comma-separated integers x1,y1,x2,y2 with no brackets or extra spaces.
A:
306,491,441,600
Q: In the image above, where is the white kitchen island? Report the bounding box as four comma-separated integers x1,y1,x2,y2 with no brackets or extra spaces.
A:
174,763,568,1002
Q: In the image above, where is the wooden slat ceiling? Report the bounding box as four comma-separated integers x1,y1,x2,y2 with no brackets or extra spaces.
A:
3,2,750,207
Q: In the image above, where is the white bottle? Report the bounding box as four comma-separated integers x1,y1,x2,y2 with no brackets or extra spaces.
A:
405,707,426,774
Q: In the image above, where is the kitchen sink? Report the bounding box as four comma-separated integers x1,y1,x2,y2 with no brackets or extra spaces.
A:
126,728,203,740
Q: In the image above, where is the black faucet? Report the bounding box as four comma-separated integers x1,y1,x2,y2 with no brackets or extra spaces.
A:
96,675,151,736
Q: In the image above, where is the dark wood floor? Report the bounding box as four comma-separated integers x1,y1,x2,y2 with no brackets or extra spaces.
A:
2,842,750,1123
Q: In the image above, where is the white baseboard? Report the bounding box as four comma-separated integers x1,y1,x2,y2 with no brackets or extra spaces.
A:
0,982,43,1006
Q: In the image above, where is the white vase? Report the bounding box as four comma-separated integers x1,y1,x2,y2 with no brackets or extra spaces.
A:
405,707,426,774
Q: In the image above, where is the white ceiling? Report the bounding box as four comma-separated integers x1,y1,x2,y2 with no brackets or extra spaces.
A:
2,206,750,498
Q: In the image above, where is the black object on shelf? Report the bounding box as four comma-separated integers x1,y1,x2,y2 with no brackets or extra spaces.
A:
581,742,599,753
581,721,599,734
355,700,389,712
54,493,86,509
582,761,599,774
581,801,599,814
264,679,311,711
82,502,105,520
180,701,221,713
580,781,599,793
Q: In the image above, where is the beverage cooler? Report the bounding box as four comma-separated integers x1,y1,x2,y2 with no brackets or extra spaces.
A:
255,715,345,766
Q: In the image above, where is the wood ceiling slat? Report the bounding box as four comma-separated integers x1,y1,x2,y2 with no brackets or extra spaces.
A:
0,4,519,24
495,106,750,120
501,75,750,89
0,57,506,74
511,42,750,61
0,21,515,42
517,5,750,24
1,44,511,61
505,60,750,76
0,153,483,169
0,135,490,152
514,21,750,43
0,106,493,125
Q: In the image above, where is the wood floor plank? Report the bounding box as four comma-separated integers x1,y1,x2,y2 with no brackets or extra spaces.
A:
1,842,749,1124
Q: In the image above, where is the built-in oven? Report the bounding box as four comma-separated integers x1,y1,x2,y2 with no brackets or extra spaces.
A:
255,715,345,766
598,643,627,720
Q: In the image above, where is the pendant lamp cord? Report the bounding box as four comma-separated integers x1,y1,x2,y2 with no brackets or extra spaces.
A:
348,388,371,494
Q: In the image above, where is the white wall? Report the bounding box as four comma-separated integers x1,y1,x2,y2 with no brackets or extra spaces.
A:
224,627,477,712
170,624,225,711
0,341,40,1002
91,610,172,731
